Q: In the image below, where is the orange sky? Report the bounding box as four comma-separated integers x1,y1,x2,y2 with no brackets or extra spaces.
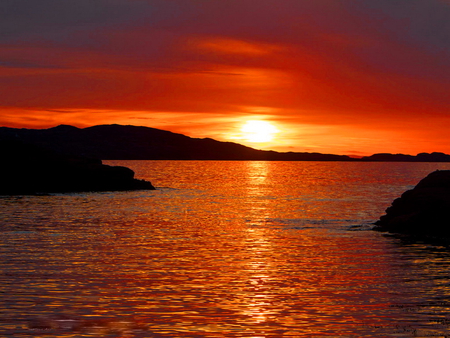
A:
0,0,449,156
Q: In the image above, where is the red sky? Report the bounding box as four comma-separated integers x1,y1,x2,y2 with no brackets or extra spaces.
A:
1,0,449,156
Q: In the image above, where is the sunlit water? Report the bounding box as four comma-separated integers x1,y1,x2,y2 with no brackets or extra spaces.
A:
2,161,450,337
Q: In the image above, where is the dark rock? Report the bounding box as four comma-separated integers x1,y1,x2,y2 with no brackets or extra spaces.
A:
0,140,155,195
374,170,450,239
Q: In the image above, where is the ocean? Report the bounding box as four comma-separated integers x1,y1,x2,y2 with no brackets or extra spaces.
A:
2,160,450,337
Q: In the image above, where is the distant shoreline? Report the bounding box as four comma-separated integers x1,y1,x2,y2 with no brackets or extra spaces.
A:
2,124,450,162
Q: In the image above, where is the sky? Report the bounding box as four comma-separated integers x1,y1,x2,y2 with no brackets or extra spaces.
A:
0,0,449,156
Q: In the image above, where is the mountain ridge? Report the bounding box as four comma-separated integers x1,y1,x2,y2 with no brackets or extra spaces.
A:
1,124,449,162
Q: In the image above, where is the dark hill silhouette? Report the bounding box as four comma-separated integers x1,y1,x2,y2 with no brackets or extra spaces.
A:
0,124,355,161
362,152,450,162
1,124,449,161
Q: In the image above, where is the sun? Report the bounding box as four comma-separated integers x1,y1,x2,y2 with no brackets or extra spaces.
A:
241,120,278,143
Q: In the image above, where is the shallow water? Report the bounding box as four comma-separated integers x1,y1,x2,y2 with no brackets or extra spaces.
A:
2,161,450,337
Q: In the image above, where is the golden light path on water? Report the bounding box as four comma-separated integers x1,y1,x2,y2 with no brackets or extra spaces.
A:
2,161,450,336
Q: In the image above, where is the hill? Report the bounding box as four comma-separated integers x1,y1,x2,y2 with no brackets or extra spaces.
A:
1,124,449,161
361,152,450,162
0,124,355,161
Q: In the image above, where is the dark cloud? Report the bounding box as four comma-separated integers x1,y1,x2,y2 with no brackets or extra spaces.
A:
0,0,156,42
0,60,63,69
355,0,450,52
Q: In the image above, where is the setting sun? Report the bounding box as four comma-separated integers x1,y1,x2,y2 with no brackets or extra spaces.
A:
241,120,279,143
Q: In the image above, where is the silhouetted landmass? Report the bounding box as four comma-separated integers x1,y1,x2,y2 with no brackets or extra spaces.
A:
374,170,450,239
0,139,155,195
361,152,450,162
0,124,449,161
0,124,354,161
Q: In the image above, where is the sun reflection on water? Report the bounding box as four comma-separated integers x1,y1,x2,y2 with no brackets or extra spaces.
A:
244,161,269,193
240,227,276,325
4,161,450,336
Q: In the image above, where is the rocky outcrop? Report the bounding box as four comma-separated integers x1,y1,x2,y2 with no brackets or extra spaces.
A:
374,170,450,238
0,140,155,195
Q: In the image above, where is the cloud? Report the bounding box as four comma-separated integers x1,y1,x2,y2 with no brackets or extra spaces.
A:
0,0,449,155
355,0,450,52
0,0,154,41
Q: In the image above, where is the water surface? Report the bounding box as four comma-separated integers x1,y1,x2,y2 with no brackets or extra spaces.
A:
2,161,450,337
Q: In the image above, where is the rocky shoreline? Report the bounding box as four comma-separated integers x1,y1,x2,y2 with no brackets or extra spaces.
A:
374,170,450,240
0,140,155,195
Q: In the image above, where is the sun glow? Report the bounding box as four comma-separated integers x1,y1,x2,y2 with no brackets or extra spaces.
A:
241,120,279,143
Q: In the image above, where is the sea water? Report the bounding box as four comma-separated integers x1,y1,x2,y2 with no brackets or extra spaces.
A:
2,161,450,337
